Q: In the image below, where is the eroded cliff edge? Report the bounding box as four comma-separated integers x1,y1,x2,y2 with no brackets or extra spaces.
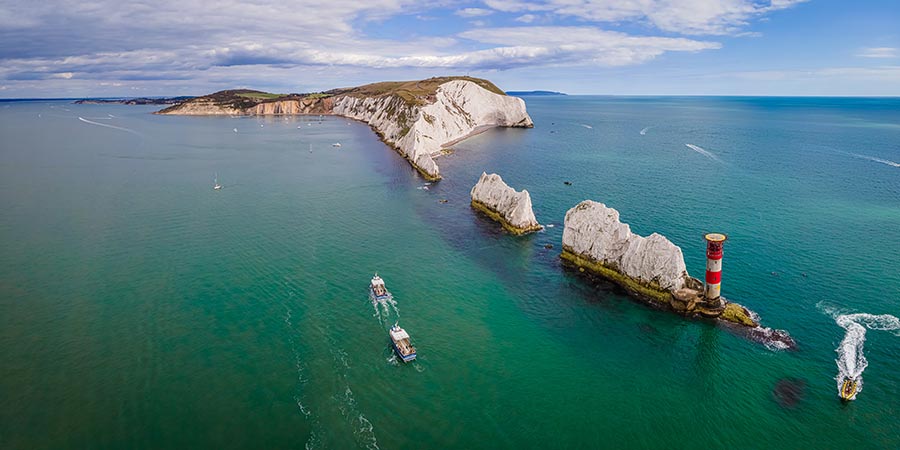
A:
470,172,541,235
561,200,758,327
156,77,533,180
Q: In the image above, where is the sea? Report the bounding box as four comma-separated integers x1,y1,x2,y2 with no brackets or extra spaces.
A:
1,96,898,449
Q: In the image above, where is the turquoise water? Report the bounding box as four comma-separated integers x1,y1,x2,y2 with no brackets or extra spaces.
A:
1,97,898,448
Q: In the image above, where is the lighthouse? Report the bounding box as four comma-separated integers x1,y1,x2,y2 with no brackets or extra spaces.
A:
704,233,727,302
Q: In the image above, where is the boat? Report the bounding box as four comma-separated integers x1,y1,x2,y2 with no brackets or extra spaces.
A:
213,172,222,190
840,377,858,401
332,142,342,147
389,323,417,362
370,273,391,301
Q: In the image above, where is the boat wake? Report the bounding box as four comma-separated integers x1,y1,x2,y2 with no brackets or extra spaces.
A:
580,124,593,129
370,292,399,326
78,116,141,137
819,303,900,400
335,386,380,450
684,144,721,162
849,152,900,168
640,126,651,135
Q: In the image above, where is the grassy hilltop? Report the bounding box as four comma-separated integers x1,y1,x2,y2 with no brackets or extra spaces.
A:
158,76,506,113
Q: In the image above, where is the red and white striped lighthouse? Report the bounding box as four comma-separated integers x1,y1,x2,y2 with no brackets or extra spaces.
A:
704,233,727,301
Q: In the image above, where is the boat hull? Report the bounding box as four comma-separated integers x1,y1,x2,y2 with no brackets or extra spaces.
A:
370,288,392,303
840,378,858,401
391,342,416,362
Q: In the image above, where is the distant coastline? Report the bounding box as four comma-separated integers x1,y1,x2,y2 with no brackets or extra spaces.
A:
505,90,567,96
73,96,194,105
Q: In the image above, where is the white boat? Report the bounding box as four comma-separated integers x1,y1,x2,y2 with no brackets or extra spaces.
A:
370,274,391,301
332,142,342,148
214,172,222,190
389,323,417,362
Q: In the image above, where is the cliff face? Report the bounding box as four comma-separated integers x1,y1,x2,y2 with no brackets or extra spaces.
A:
563,200,690,292
469,172,541,235
561,200,759,328
333,80,533,180
157,79,533,181
160,97,244,115
249,97,333,115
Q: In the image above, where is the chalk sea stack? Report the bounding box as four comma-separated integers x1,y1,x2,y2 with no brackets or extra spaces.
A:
157,77,533,181
470,172,542,235
560,200,758,327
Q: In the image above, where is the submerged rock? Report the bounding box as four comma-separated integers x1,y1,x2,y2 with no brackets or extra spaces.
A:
773,377,807,409
470,172,541,235
560,200,760,328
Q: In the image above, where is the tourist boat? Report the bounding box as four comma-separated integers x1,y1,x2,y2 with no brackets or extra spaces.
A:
370,274,391,301
213,172,222,190
389,323,417,362
840,377,858,401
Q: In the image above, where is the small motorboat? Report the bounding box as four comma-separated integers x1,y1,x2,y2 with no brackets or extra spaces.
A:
389,323,417,363
840,377,858,401
370,274,392,302
332,142,342,148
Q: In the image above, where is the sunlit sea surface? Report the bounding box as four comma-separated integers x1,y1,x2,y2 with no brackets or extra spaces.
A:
1,96,898,448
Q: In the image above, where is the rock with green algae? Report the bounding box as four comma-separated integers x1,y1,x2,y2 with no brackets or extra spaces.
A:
721,302,758,327
561,199,763,328
470,172,541,235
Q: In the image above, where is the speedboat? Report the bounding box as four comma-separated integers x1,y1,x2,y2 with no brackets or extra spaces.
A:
332,142,342,147
840,377,858,401
389,323,417,362
370,274,391,302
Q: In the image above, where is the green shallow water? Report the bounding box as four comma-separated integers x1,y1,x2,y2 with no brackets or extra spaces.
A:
1,97,899,449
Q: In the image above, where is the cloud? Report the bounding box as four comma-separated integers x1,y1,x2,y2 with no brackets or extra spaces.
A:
514,14,536,23
0,0,794,96
455,7,494,18
459,26,720,66
483,0,808,35
857,47,897,59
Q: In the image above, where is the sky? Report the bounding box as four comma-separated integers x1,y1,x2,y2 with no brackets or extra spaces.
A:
0,0,898,97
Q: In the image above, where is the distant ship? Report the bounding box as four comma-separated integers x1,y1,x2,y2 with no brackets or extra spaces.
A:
389,323,417,363
839,377,858,401
332,142,342,147
213,172,222,190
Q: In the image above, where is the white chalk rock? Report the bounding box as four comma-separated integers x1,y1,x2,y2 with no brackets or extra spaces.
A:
562,200,689,291
334,80,532,179
470,172,540,232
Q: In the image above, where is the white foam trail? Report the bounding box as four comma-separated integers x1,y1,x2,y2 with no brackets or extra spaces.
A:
820,303,900,399
640,127,650,135
849,153,900,168
336,387,380,450
580,124,593,129
78,116,141,137
685,144,720,162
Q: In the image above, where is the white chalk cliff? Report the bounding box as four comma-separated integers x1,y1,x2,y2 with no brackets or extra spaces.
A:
470,172,541,234
333,80,532,180
562,200,690,292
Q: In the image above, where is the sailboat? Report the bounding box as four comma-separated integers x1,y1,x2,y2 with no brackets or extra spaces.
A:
214,172,222,190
